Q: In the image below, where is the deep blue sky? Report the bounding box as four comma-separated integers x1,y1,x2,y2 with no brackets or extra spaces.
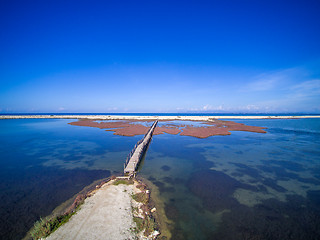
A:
1,0,320,113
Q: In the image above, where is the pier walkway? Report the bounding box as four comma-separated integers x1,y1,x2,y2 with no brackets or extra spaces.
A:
124,120,158,176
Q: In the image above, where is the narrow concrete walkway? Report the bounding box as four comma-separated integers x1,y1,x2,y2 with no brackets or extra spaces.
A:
46,183,136,240
124,120,158,175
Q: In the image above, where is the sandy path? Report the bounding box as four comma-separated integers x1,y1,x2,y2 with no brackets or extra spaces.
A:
46,182,136,240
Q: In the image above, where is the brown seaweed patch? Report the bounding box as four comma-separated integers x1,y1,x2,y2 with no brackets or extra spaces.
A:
154,126,181,135
106,124,149,136
69,119,266,138
206,119,267,133
69,120,149,136
68,119,130,129
180,125,231,138
180,120,266,138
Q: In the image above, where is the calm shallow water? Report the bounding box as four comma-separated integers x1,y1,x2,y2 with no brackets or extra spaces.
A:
141,118,320,239
0,119,139,239
1,118,320,239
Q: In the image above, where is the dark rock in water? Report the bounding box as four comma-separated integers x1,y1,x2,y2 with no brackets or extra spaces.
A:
257,184,268,193
307,190,320,208
257,162,320,186
231,172,244,177
257,164,299,181
298,177,320,185
153,180,165,189
187,169,256,212
162,176,174,184
148,176,156,181
153,180,176,193
165,203,180,221
230,162,262,179
310,167,320,180
193,159,215,170
174,177,185,184
161,165,171,171
187,169,320,239
162,186,176,193
264,160,305,172
261,178,287,193
170,226,187,240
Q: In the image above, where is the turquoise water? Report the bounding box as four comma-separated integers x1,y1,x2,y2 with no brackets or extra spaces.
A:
1,118,320,239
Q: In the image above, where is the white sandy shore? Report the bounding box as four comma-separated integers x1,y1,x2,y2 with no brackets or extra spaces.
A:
1,114,319,121
46,180,137,240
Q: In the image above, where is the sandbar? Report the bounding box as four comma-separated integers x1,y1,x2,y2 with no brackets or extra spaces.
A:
1,114,319,121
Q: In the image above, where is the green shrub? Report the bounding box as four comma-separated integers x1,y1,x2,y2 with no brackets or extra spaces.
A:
144,215,156,236
30,213,74,239
132,192,149,204
113,179,133,185
132,215,157,236
133,216,144,232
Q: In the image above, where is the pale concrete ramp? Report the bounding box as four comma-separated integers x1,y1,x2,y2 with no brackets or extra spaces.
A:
46,183,136,240
124,120,158,175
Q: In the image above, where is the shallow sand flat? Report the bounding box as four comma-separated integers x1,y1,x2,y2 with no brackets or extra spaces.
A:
1,114,320,120
46,182,136,240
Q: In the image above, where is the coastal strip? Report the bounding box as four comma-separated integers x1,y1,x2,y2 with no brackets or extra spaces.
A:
1,114,320,120
27,177,163,240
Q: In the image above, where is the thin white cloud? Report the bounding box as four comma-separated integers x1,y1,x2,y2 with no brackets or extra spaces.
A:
247,79,320,113
243,67,306,92
202,104,211,111
245,104,260,111
246,77,280,91
186,104,230,112
290,79,320,97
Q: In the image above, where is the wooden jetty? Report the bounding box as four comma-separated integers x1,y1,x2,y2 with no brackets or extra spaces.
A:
124,120,158,176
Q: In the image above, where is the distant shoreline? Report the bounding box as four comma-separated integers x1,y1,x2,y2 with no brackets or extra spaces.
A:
1,114,320,120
